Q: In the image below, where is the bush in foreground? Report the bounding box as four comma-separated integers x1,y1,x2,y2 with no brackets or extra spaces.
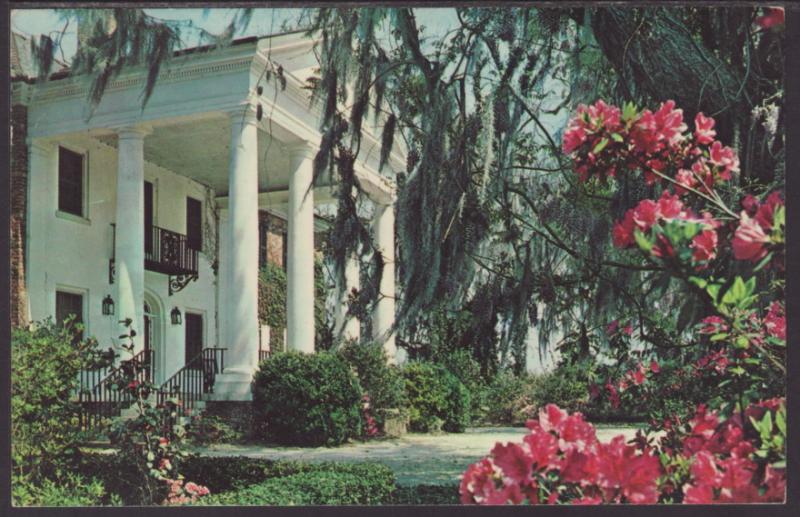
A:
403,362,471,433
194,463,396,505
252,351,363,446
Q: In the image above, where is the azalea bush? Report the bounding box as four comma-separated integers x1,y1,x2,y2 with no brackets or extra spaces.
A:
105,319,209,505
462,93,785,504
461,402,785,504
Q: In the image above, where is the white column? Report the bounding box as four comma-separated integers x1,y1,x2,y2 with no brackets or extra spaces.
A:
286,144,316,353
115,127,149,357
372,202,397,363
215,107,260,400
27,140,56,323
335,251,361,343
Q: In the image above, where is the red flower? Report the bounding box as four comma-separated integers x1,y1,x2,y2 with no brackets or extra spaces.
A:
612,212,636,248
606,319,620,336
694,112,716,145
631,367,646,386
539,404,568,433
633,199,659,231
741,194,759,216
732,212,770,262
460,459,500,504
764,301,786,341
675,168,697,195
756,7,785,29
523,428,559,471
622,323,633,336
708,141,739,178
690,229,718,265
755,191,783,232
606,382,620,408
596,436,661,504
491,442,534,484
649,360,660,374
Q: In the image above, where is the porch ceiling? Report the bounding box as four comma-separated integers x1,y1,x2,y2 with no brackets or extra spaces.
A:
96,114,320,196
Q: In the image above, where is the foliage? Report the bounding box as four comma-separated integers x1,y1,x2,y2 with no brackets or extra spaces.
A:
185,414,245,446
314,257,336,350
252,351,363,446
461,402,785,505
337,341,407,430
258,263,287,350
194,463,396,505
11,318,108,483
438,349,487,422
12,472,120,507
103,318,208,505
478,370,539,426
402,362,471,433
391,485,460,505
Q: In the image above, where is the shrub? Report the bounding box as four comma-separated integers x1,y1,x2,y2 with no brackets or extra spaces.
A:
185,414,244,445
11,318,107,482
12,472,120,507
338,341,406,429
438,350,486,422
403,362,470,433
479,370,540,426
194,463,396,505
391,485,460,505
532,363,591,415
252,351,363,446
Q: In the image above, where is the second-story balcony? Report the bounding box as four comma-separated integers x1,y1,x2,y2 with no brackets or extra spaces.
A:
145,225,199,277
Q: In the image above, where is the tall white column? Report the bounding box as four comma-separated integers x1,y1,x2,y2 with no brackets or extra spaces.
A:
372,202,396,362
27,140,56,323
286,144,316,353
115,127,149,357
335,251,361,343
214,107,260,401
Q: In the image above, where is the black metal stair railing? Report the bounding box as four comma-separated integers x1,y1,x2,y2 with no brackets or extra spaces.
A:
78,348,154,431
157,347,226,423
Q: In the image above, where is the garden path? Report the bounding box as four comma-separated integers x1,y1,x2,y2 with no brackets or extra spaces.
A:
191,426,640,486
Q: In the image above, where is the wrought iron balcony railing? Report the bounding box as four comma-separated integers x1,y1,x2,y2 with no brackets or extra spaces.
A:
145,225,199,277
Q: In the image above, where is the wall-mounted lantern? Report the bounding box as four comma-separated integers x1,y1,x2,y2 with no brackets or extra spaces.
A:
171,307,182,325
102,295,115,315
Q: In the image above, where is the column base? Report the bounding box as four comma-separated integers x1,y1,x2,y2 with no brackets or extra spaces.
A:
207,368,256,401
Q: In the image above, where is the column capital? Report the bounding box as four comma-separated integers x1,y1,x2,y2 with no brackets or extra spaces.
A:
225,104,259,127
115,124,153,140
286,142,319,163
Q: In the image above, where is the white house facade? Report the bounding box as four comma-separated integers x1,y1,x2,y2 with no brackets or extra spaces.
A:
11,30,403,401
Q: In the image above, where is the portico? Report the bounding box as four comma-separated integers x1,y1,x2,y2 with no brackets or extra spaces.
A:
21,31,403,401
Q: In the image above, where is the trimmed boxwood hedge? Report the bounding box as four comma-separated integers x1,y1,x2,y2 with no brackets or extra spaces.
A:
79,453,398,505
194,464,396,506
252,351,363,446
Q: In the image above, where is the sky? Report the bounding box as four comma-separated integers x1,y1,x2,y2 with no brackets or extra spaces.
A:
11,7,461,64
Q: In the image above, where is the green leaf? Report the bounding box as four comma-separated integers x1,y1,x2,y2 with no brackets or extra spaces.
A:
734,336,750,349
710,332,729,342
776,408,786,435
721,276,747,306
592,137,609,154
634,229,654,252
689,276,708,289
622,101,637,122
611,132,624,142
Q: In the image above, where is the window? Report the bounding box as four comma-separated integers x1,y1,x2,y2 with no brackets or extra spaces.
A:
186,197,202,251
58,146,84,216
184,312,203,366
55,290,84,342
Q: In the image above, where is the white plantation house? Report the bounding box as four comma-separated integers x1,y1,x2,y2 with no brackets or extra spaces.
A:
10,29,403,403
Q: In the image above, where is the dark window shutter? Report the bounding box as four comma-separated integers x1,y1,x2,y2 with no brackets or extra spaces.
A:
58,147,84,216
184,313,203,366
55,290,84,342
186,197,202,251
144,181,154,254
281,232,288,271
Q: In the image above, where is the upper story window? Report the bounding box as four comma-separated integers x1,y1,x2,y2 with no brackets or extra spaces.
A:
186,197,202,251
58,146,85,217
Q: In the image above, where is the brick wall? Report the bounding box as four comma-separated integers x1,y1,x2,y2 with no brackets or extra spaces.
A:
10,104,28,328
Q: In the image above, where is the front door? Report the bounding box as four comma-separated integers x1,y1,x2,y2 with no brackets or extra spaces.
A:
184,313,203,369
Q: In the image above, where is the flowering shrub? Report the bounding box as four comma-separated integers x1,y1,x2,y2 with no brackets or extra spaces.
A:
462,99,785,505
460,403,785,504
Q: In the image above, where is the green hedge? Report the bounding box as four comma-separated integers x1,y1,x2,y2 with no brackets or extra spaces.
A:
337,341,406,429
195,463,396,506
12,472,121,507
252,351,363,446
403,362,471,433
